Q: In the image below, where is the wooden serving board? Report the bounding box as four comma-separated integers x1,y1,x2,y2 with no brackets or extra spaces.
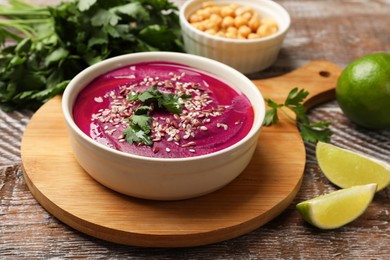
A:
21,61,341,248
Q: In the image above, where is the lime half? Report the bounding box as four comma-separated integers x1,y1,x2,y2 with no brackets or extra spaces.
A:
316,142,390,191
296,183,377,229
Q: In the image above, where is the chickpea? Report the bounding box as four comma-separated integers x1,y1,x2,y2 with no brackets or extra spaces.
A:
198,8,211,19
220,6,235,17
209,13,222,27
238,25,251,38
221,16,235,29
225,31,237,39
215,31,226,38
205,28,217,35
248,33,261,40
203,20,219,31
191,22,206,31
248,13,260,32
235,6,253,17
226,26,238,38
241,12,252,22
234,15,247,28
210,6,221,15
189,14,203,23
226,26,238,34
257,23,278,37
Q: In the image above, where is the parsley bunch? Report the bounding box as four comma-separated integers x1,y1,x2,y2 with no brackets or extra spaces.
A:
0,0,183,111
263,88,333,143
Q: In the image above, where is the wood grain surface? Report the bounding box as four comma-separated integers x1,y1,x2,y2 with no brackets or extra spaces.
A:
1,0,390,259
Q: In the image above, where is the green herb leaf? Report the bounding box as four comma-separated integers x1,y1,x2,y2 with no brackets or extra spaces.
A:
300,122,333,143
131,114,151,133
134,105,151,115
263,98,283,126
263,88,333,143
78,0,97,11
123,125,153,146
159,92,183,114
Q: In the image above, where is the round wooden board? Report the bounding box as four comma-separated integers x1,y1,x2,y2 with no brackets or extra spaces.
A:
21,61,341,248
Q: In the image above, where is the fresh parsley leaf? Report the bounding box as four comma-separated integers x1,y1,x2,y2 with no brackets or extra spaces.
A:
263,98,283,126
134,105,151,115
137,86,160,103
123,125,153,146
158,93,183,114
78,0,97,11
123,114,152,146
131,114,151,133
300,122,332,143
263,87,333,143
129,86,186,114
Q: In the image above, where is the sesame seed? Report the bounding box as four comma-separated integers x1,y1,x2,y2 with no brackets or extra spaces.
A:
94,96,103,103
181,141,196,147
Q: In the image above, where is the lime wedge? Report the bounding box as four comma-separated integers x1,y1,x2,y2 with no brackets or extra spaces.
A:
296,183,377,229
316,142,390,191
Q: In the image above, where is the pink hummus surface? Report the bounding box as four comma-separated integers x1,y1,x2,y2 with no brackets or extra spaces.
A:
73,61,254,158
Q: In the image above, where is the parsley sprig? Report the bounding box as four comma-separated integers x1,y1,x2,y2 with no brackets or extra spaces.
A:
263,88,333,143
123,86,190,146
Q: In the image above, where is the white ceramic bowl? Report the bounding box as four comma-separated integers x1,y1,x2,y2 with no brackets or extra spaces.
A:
62,52,265,200
180,0,291,74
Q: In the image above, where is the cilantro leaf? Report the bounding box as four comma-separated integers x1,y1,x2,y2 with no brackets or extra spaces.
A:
263,98,283,126
137,86,160,102
263,88,333,143
129,86,186,114
123,126,152,146
158,93,183,114
123,114,152,146
131,114,151,133
91,8,121,26
300,122,332,143
78,0,97,11
134,105,151,115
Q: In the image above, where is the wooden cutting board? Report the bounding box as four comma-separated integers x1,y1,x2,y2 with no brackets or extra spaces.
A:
21,61,341,248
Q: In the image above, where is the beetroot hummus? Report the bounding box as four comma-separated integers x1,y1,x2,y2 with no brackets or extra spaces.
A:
73,61,254,158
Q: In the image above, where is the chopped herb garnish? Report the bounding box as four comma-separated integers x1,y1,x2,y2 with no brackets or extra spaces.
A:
263,87,333,143
123,86,191,145
129,86,188,114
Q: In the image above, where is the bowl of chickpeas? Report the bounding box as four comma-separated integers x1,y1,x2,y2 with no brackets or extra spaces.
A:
179,0,291,74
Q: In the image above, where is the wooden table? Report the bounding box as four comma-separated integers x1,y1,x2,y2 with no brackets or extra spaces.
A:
1,0,389,258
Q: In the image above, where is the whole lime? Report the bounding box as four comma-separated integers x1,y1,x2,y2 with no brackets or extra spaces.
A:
336,52,390,129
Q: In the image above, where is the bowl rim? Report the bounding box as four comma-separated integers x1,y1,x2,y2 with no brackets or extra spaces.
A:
62,52,265,162
180,0,291,43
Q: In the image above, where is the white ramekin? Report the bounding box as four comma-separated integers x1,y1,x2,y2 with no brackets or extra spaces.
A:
180,0,291,74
